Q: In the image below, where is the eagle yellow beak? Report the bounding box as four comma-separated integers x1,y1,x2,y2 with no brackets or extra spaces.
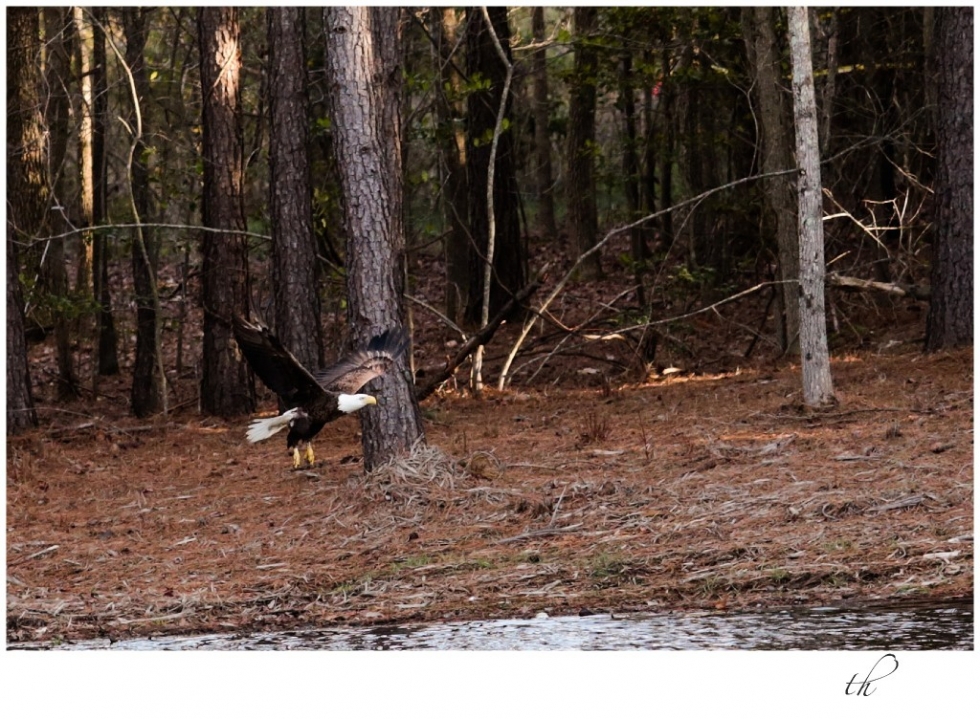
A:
365,396,378,406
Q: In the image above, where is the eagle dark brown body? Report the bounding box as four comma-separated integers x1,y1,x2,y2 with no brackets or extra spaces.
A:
233,316,408,467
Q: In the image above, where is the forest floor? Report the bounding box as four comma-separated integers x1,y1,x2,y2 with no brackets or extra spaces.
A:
6,242,974,644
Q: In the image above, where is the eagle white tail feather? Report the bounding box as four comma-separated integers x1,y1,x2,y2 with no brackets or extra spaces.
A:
246,408,302,443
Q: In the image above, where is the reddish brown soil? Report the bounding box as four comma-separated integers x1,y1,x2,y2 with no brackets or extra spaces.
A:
7,344,972,644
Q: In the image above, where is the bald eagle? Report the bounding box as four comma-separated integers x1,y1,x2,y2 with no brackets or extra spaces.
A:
233,316,408,468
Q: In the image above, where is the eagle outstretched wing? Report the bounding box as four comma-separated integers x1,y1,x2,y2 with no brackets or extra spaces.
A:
232,316,327,407
315,328,409,393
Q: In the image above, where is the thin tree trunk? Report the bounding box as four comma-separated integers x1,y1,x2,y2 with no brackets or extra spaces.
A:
743,6,800,355
926,7,973,350
464,7,525,325
433,8,469,325
44,7,80,399
324,6,424,469
566,6,601,280
268,7,322,372
620,51,648,302
788,7,835,407
91,7,118,377
73,7,94,300
123,7,163,417
531,7,556,238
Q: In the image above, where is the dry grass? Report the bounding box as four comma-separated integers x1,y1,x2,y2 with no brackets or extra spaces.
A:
6,347,974,643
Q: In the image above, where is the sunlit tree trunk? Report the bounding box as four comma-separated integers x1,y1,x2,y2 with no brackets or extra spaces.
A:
268,7,322,372
788,7,835,406
324,6,424,469
73,7,94,300
926,7,973,351
7,7,43,432
198,7,254,417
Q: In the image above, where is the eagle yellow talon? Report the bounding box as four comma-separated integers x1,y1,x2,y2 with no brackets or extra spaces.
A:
304,444,316,465
292,446,302,469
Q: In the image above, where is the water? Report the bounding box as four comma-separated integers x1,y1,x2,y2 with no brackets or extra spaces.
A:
10,600,972,650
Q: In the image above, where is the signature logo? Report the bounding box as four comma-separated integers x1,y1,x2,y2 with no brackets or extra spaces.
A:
845,653,899,696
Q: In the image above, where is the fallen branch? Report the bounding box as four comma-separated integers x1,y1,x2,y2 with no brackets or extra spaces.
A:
827,272,930,300
9,544,60,566
415,277,542,402
494,524,584,545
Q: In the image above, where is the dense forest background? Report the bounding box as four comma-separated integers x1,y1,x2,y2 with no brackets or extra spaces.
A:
5,7,973,434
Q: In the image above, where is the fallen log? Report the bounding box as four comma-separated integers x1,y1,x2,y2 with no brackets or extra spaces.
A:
827,272,930,300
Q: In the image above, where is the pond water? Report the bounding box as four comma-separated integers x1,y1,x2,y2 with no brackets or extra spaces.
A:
11,600,972,650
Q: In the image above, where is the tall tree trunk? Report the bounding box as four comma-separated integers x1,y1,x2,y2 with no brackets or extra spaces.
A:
530,6,556,238
566,6,601,279
6,7,44,432
433,7,469,325
44,7,80,399
323,6,424,470
743,6,801,355
91,7,118,377
123,7,163,417
73,7,94,300
198,7,254,417
788,7,835,407
621,51,648,305
464,7,526,325
268,7,322,372
926,7,973,351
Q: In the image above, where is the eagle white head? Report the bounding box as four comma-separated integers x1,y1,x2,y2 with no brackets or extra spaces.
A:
337,393,378,413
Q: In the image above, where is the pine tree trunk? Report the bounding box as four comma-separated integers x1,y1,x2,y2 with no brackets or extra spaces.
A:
788,7,835,407
433,8,470,325
743,6,801,355
324,6,424,470
566,6,601,279
531,7,556,238
463,7,526,325
926,7,973,351
91,7,118,377
73,7,94,300
123,8,162,417
268,7,322,372
6,7,43,432
198,7,254,417
44,7,80,400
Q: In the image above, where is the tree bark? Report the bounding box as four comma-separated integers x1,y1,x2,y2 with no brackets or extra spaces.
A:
323,6,424,470
91,7,118,377
268,7,322,372
788,7,835,407
73,7,94,300
531,7,556,238
6,7,43,432
464,7,526,325
123,7,163,417
620,50,648,305
743,6,801,355
198,7,254,417
566,6,601,280
433,8,470,326
43,7,80,400
926,7,973,351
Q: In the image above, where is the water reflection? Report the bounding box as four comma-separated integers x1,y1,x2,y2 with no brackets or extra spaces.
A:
11,601,972,651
